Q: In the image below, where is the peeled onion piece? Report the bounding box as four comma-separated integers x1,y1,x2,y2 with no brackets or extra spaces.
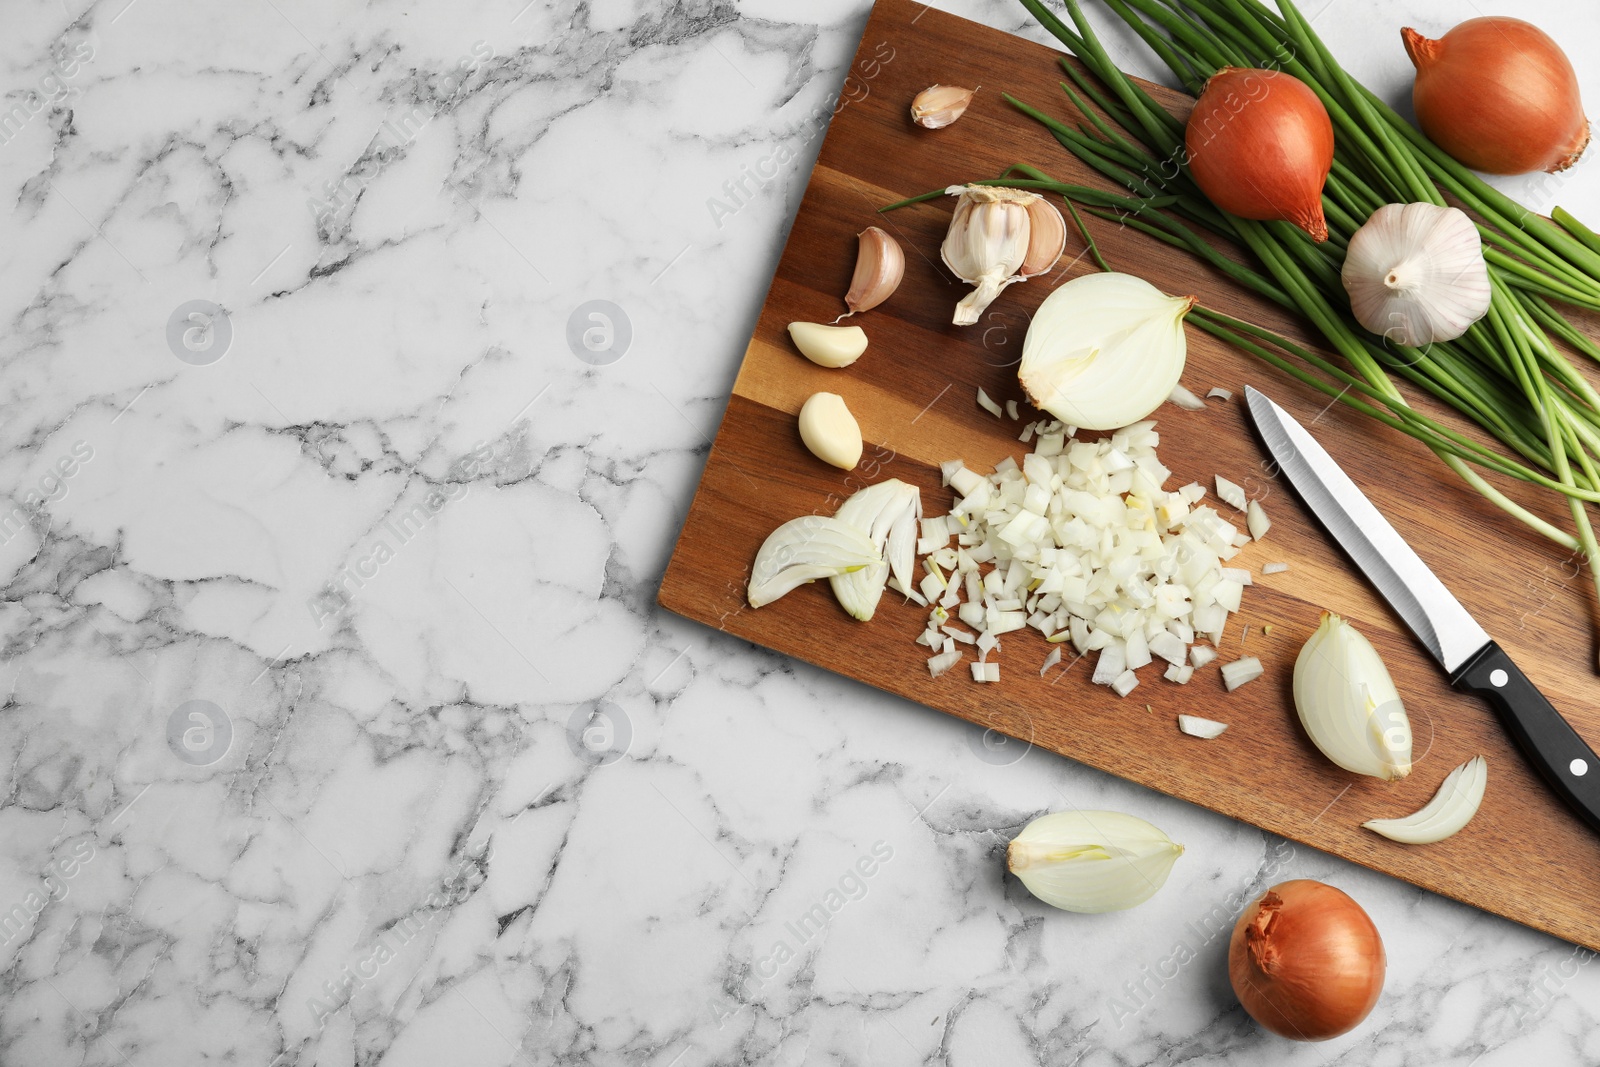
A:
1403,18,1590,175
747,516,878,608
1230,880,1385,1041
1018,272,1195,431
830,479,922,621
1185,67,1334,241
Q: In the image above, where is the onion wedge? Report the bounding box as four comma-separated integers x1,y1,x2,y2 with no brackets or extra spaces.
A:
1362,756,1487,844
831,480,923,621
747,516,879,608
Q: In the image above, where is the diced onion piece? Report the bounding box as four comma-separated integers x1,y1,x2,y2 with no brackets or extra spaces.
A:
1092,644,1126,686
977,387,1004,418
928,650,962,677
1207,387,1233,400
1164,663,1195,684
1006,399,1020,420
1220,656,1263,691
1247,499,1271,540
1111,669,1139,697
1040,647,1062,676
1215,475,1248,512
1178,714,1228,738
1189,645,1218,669
1168,384,1207,410
1148,630,1186,665
1362,756,1487,844
1262,562,1289,575
1220,567,1252,586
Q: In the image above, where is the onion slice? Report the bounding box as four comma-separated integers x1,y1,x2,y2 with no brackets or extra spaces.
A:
831,480,922,621
1363,756,1487,844
1178,714,1228,738
748,517,879,608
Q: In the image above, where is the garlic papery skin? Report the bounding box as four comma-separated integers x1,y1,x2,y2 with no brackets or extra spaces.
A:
789,322,867,368
1294,612,1413,780
1341,202,1490,346
798,392,863,470
942,185,1035,325
842,227,904,317
1007,810,1183,913
747,516,879,608
1018,272,1195,431
830,479,922,620
1363,756,1487,844
911,84,976,129
1019,196,1067,278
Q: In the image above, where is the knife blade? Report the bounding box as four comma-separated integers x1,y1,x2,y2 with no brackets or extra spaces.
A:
1245,386,1600,834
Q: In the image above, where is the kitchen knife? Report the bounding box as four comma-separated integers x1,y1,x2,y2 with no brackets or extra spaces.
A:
1245,386,1600,834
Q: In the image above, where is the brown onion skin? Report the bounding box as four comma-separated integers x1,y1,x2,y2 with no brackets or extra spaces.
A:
1403,18,1590,175
1228,880,1385,1041
1185,67,1333,242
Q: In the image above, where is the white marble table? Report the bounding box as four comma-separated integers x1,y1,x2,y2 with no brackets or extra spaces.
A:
2,0,1599,1063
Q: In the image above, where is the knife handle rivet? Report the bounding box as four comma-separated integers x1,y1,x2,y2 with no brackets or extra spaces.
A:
1573,759,1590,777
1489,669,1508,687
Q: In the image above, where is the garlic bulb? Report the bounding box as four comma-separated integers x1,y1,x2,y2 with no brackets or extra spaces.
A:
1018,272,1195,431
942,185,1035,325
747,517,878,608
842,226,904,317
1007,810,1183,913
1294,612,1412,780
910,85,976,129
788,322,867,368
830,479,921,621
1341,202,1490,346
1363,756,1487,844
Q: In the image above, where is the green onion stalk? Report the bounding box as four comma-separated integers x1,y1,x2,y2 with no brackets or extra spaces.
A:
945,0,1600,621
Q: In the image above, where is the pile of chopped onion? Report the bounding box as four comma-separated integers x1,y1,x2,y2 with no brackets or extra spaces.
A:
911,418,1265,691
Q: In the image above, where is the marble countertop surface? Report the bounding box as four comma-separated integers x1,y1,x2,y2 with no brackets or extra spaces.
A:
3,0,1600,1063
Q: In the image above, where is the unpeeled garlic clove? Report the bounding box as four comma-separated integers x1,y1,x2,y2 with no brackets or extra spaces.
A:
941,185,1036,326
1019,196,1067,278
1341,202,1490,346
842,226,904,317
1007,810,1183,913
910,84,976,129
798,392,863,469
788,321,867,368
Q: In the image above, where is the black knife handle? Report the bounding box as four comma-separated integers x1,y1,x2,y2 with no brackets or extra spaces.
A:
1453,642,1600,834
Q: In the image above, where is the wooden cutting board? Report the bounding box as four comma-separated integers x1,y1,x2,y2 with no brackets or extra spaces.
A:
659,0,1600,950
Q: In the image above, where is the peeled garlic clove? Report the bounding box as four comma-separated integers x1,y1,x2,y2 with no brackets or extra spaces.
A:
1018,272,1195,431
1007,810,1183,913
788,321,868,368
910,84,976,129
1341,202,1491,346
829,479,922,621
1294,612,1412,780
942,184,1035,326
798,391,863,470
748,516,879,608
1019,196,1067,278
843,226,904,316
1363,756,1487,844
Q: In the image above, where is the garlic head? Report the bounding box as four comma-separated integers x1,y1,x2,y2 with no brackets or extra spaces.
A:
1294,612,1412,780
1007,810,1183,913
1341,202,1490,346
1017,272,1195,431
942,185,1036,326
